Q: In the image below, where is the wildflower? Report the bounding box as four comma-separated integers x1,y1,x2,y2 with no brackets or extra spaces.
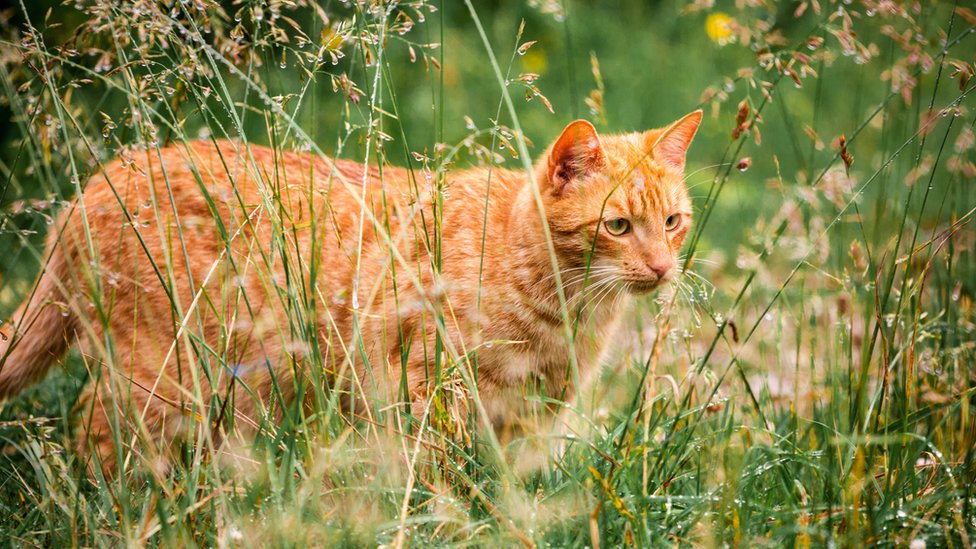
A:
838,135,854,173
705,12,735,45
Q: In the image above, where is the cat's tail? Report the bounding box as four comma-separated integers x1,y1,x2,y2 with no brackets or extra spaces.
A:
0,240,77,399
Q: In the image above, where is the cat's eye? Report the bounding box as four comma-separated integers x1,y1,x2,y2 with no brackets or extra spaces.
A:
664,214,681,231
604,218,631,236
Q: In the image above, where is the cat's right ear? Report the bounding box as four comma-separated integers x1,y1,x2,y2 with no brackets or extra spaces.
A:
547,120,604,196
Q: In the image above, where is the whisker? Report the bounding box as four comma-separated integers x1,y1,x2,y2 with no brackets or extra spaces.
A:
611,289,627,312
591,282,622,313
679,269,714,288
539,265,617,284
568,276,614,312
681,162,733,184
543,271,616,303
578,276,621,315
686,259,718,266
670,280,705,326
677,253,718,267
544,265,617,276
682,279,713,297
684,178,719,192
561,268,619,291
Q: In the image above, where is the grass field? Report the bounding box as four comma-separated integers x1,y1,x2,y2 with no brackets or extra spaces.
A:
0,0,974,546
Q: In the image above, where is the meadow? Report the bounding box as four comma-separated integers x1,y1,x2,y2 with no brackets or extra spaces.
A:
0,0,974,546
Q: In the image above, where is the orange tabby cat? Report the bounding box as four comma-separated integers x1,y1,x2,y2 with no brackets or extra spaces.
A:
0,111,701,474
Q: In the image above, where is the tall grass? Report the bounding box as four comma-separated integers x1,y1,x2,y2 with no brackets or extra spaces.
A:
0,0,974,546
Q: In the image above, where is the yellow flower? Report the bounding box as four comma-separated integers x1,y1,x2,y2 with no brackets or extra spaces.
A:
705,12,735,45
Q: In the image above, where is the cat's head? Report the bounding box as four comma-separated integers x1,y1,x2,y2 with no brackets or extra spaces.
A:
538,110,702,294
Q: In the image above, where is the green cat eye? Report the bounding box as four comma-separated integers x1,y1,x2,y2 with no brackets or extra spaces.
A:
604,218,631,236
664,214,681,231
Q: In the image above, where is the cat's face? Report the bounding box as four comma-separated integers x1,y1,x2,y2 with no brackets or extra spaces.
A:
541,111,701,295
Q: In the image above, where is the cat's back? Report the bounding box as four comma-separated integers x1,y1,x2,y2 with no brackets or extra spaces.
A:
70,140,391,249
58,141,362,309
64,140,517,299
82,140,334,212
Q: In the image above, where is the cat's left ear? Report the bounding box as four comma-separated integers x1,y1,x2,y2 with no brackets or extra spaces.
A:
547,119,604,196
648,110,703,171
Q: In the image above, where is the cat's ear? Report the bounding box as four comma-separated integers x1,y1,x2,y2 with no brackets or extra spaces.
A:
547,119,604,196
648,110,703,171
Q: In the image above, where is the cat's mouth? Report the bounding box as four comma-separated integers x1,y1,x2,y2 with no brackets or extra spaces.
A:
625,279,665,295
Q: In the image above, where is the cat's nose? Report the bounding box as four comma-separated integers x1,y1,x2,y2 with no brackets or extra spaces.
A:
646,258,674,280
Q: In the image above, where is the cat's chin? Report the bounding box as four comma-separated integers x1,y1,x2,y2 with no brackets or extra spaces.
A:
625,279,666,295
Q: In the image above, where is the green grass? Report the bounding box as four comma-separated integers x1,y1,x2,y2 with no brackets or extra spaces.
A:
0,0,974,546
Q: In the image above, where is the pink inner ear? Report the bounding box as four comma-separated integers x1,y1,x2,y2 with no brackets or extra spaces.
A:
548,120,603,195
652,110,703,170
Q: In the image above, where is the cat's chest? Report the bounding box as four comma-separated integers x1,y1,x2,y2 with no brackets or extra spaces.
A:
477,317,611,390
476,292,622,371
475,320,622,427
